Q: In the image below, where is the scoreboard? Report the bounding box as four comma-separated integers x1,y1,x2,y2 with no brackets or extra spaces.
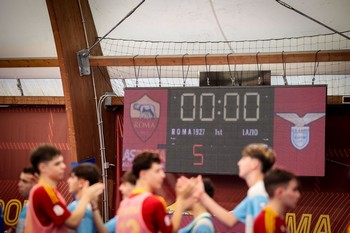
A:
122,86,326,176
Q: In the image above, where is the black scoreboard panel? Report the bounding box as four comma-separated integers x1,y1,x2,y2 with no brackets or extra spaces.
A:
165,87,274,174
123,85,326,176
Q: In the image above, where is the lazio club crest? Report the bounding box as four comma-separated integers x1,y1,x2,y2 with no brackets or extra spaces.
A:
276,113,325,150
130,95,160,142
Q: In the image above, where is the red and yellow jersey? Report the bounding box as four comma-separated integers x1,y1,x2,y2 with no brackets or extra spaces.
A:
31,183,71,226
119,189,173,233
254,207,289,233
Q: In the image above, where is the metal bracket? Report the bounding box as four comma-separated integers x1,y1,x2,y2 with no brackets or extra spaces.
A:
104,162,115,169
77,49,91,76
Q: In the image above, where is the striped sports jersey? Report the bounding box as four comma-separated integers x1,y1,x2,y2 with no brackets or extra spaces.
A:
254,207,289,233
231,181,268,233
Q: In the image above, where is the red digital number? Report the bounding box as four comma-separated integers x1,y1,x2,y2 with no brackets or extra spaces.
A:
193,144,204,165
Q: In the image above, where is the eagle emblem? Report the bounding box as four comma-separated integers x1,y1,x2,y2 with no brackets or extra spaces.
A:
276,113,325,150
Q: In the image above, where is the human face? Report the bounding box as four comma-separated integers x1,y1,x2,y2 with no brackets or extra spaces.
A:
18,172,36,198
280,179,301,209
41,155,66,182
237,155,257,179
143,163,165,192
119,182,135,199
67,173,82,195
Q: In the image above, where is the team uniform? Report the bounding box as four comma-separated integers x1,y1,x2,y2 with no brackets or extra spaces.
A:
24,183,70,233
116,189,172,233
254,207,289,233
16,202,28,233
105,216,117,233
231,180,268,233
178,212,214,233
67,201,96,233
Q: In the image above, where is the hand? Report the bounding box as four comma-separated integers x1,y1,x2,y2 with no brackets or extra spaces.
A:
175,176,204,211
82,182,104,201
91,195,99,209
192,175,204,201
175,176,196,200
32,172,40,183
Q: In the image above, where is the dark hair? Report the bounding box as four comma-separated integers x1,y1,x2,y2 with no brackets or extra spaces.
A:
132,152,161,179
71,163,101,186
203,178,215,198
121,171,137,185
22,167,36,175
264,168,298,198
30,145,62,174
242,143,276,173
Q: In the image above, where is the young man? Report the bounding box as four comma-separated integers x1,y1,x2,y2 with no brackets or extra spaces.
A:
24,144,104,233
103,171,137,233
178,177,215,233
254,169,300,233
197,143,276,233
116,151,196,233
16,167,38,233
90,171,137,233
7,167,38,233
67,163,101,233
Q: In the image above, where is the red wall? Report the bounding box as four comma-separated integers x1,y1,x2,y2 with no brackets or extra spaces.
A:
0,107,72,229
0,105,349,232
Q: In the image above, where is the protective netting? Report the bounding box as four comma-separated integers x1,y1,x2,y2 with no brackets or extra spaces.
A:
100,31,350,96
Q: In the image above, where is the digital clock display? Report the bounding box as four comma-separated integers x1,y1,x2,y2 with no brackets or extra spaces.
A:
122,86,326,176
166,87,274,174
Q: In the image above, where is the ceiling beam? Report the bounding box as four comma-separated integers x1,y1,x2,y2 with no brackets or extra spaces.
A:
0,95,344,105
1,50,350,68
89,50,350,66
0,96,65,105
0,58,58,68
0,96,125,105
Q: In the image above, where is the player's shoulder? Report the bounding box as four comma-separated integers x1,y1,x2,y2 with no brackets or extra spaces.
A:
253,210,266,231
32,185,48,197
146,194,166,204
33,184,60,204
193,219,214,233
143,194,167,210
254,209,266,222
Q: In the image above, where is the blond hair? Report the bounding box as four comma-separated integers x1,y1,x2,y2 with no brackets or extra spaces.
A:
242,143,276,173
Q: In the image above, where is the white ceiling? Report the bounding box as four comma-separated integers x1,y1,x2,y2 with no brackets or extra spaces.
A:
0,0,349,95
90,0,350,41
1,0,349,58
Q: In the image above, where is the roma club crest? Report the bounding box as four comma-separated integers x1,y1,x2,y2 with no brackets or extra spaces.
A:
130,95,160,142
276,113,325,150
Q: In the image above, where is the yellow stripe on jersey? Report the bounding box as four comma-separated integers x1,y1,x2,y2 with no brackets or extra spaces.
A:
155,195,168,212
264,207,278,233
130,189,168,212
38,179,59,204
43,185,59,204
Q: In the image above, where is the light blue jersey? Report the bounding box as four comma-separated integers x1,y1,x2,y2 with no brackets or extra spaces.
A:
231,180,268,233
178,213,214,233
16,202,28,233
67,201,96,233
104,216,118,233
